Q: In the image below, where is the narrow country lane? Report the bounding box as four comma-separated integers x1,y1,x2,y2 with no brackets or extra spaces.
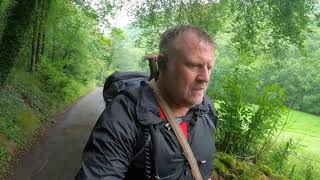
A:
8,88,105,180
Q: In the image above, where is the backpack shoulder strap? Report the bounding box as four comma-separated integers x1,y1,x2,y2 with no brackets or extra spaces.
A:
149,79,202,180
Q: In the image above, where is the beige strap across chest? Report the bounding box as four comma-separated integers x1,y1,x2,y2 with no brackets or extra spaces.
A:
149,79,203,180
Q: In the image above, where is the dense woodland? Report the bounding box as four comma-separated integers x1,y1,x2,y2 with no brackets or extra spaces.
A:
0,0,319,179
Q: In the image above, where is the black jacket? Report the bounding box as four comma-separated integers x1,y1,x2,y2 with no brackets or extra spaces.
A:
76,83,217,180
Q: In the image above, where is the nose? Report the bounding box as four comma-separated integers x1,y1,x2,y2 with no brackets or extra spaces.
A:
197,67,210,83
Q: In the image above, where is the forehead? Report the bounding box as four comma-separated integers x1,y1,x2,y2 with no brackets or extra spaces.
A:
170,32,214,60
173,32,213,54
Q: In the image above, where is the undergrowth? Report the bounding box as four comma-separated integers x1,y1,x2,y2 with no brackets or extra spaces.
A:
0,67,95,177
263,139,320,180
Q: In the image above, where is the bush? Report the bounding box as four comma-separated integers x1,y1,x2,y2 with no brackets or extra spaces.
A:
36,60,94,106
210,65,286,159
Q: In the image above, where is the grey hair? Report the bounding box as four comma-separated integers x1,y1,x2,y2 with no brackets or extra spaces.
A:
158,25,214,71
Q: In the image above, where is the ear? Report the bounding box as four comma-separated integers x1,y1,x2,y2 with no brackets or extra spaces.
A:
145,54,158,61
157,54,167,62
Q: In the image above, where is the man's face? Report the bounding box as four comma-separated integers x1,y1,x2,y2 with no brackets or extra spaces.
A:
161,32,215,108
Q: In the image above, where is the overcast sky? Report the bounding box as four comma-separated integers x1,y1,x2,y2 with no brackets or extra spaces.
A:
89,0,136,29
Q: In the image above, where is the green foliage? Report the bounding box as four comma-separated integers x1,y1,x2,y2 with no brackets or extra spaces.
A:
130,0,315,58
262,139,299,173
227,0,315,59
216,152,237,169
225,173,237,179
0,144,11,176
258,58,320,115
210,65,286,158
259,164,273,176
285,153,320,179
0,0,38,86
0,89,28,146
9,70,52,121
270,174,289,180
0,64,96,177
262,138,320,179
15,110,39,138
214,152,288,179
36,59,92,105
281,110,320,154
132,0,229,53
235,161,250,175
0,0,13,41
214,159,227,175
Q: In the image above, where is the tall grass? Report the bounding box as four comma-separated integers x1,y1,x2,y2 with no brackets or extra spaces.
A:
264,110,320,179
283,110,320,154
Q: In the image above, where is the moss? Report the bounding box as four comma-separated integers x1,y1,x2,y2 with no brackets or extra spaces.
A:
259,164,272,176
217,152,237,169
270,174,289,180
238,166,264,180
225,173,237,179
236,161,250,174
212,152,290,179
214,158,228,175
258,174,268,180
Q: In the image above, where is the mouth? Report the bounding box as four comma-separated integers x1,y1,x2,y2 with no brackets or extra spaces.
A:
192,88,205,92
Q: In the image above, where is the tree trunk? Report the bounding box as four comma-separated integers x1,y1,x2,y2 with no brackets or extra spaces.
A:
40,5,48,56
31,0,47,71
36,0,50,69
35,0,45,70
30,0,40,72
51,29,55,61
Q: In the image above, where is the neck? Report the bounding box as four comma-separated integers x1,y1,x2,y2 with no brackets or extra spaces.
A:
156,76,190,117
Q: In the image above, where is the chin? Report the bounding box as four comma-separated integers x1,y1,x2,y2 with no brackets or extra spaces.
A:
184,94,204,106
189,98,203,106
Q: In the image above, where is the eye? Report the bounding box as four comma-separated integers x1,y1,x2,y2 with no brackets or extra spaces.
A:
187,63,198,69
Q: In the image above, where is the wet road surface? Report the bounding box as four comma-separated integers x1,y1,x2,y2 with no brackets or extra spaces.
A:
8,88,105,180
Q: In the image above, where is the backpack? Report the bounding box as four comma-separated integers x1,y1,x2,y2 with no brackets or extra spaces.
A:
102,71,153,179
103,71,149,107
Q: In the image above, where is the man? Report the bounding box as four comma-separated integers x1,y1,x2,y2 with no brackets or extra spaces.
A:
76,25,218,180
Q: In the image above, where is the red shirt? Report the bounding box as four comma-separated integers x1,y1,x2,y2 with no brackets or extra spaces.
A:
159,106,188,140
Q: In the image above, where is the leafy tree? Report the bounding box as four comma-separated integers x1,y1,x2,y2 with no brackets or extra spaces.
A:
0,0,38,86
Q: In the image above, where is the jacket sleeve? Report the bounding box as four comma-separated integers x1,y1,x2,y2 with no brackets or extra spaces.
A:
75,95,138,180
